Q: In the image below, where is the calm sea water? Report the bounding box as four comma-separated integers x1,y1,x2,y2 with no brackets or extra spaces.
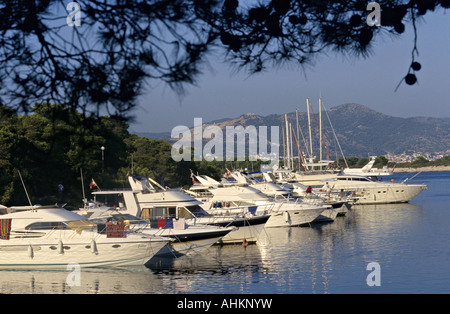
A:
1,171,448,294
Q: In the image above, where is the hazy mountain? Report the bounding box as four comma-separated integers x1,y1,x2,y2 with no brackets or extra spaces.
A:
323,104,450,157
136,103,450,158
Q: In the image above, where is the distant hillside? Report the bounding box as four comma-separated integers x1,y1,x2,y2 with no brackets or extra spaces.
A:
324,104,450,157
137,103,450,158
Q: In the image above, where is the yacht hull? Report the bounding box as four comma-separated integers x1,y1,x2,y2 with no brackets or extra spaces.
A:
191,215,270,244
345,184,427,204
0,237,168,269
144,227,233,256
314,207,339,223
265,204,324,227
219,217,267,244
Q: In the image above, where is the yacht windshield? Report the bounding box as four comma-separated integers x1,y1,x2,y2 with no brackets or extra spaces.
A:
26,220,96,233
26,221,70,230
182,205,211,218
109,213,146,224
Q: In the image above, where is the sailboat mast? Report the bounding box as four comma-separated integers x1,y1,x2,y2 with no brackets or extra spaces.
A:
306,98,313,162
296,109,300,170
285,114,291,169
319,97,322,162
289,122,294,170
80,168,86,204
281,125,286,167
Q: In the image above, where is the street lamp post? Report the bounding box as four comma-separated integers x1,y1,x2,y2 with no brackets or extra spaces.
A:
101,146,105,173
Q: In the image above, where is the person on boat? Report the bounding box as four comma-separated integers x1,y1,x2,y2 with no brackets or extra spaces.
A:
306,186,312,197
324,182,332,198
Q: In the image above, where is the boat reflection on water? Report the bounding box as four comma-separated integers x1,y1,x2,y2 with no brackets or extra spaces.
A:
349,203,424,233
0,245,270,294
257,225,335,294
146,244,272,293
256,202,424,293
0,267,165,294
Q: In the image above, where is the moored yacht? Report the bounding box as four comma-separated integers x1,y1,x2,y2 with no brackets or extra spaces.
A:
76,203,233,257
341,156,393,177
251,171,351,220
91,176,268,245
320,174,427,204
226,171,291,197
187,174,327,228
0,205,170,269
283,180,352,216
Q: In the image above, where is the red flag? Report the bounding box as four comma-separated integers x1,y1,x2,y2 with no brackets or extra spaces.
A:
190,170,196,184
89,178,99,190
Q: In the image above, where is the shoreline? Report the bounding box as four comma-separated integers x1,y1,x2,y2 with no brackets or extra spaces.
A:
392,165,450,173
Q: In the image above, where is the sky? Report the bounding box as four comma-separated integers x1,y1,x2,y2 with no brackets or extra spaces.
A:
129,10,450,134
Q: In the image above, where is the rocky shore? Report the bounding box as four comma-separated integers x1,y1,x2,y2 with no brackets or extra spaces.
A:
393,165,450,173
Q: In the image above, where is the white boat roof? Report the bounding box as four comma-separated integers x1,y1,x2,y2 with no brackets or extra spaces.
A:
1,206,88,220
208,185,271,201
1,207,93,230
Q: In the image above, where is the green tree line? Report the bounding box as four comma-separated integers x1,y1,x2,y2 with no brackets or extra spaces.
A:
0,103,237,210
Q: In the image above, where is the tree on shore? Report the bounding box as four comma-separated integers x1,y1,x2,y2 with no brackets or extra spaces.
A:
0,104,202,208
0,103,130,208
411,156,429,167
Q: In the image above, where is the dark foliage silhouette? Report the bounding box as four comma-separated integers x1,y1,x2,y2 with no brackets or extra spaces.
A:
0,0,448,118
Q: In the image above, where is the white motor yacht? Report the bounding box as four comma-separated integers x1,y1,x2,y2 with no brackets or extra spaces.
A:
341,156,393,177
226,171,291,197
0,205,169,269
91,176,268,245
188,175,327,228
76,204,233,257
278,169,340,188
284,181,351,217
272,157,392,188
248,171,350,221
320,175,427,204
